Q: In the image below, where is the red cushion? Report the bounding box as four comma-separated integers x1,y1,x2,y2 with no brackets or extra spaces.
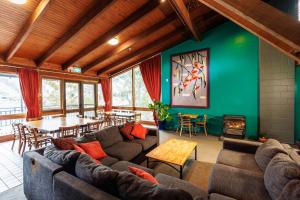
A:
73,144,86,153
131,124,148,140
51,138,76,150
128,166,158,184
120,123,134,140
79,141,107,160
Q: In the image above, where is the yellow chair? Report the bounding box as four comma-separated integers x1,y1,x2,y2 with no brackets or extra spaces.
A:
195,114,208,136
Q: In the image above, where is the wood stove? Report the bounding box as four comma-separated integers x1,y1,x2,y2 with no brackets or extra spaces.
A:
223,115,246,139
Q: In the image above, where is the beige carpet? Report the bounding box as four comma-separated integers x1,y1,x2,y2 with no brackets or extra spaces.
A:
146,159,213,192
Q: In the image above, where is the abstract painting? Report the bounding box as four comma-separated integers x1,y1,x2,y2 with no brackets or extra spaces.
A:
170,49,209,108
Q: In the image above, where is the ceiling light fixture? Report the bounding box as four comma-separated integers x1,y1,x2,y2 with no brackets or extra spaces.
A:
108,37,119,46
8,0,27,4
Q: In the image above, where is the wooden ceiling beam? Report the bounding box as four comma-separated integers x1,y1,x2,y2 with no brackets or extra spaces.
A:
62,0,161,70
168,0,201,41
97,28,186,75
81,13,178,73
5,0,51,61
109,35,188,76
198,0,300,63
36,0,115,67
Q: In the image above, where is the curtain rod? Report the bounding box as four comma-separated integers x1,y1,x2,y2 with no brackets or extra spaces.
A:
109,53,161,78
0,62,100,79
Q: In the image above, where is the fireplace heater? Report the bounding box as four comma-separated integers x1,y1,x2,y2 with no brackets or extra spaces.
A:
223,115,246,139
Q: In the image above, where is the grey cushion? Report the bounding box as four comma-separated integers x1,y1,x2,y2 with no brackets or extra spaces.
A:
155,173,207,199
76,133,97,143
217,149,262,174
111,161,154,175
264,153,300,200
116,171,193,200
44,145,80,174
75,154,119,195
99,156,119,167
278,179,300,200
130,135,157,151
94,126,123,149
255,139,286,171
208,164,271,200
104,141,142,161
209,193,237,200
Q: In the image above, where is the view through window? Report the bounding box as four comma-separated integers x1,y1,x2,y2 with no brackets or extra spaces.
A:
112,70,132,107
65,82,79,110
42,78,61,110
98,84,105,106
83,84,95,108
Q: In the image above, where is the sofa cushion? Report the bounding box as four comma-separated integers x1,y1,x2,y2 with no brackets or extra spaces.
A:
255,139,286,171
44,145,80,174
131,123,148,140
75,154,119,195
78,141,107,160
208,164,271,200
105,142,142,161
119,123,134,140
130,135,157,151
110,160,154,175
264,153,300,200
76,133,97,143
278,179,300,200
217,149,262,174
209,193,237,200
128,166,158,184
155,173,207,199
51,137,76,150
116,171,193,200
94,126,123,149
99,156,119,167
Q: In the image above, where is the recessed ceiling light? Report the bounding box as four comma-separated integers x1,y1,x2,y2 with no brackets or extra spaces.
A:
160,0,166,3
108,38,119,46
8,0,27,4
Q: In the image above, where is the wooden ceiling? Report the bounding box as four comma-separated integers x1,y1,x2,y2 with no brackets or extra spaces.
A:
0,0,227,77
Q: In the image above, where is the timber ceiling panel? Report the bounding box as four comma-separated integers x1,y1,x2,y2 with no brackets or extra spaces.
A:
0,0,40,54
15,0,94,60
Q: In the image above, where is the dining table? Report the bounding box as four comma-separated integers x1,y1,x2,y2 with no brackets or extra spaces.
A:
24,117,99,133
102,111,142,121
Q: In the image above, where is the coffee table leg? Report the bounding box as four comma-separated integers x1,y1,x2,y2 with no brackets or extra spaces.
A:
180,166,183,179
195,146,197,160
146,157,149,168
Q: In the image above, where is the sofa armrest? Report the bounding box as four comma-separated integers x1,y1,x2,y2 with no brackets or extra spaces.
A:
147,127,159,136
53,171,119,200
223,138,261,154
23,151,63,200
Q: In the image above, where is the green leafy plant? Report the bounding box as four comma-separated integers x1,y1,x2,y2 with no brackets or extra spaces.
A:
148,101,173,122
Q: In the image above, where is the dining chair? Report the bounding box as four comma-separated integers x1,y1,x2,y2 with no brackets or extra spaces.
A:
11,123,22,151
84,121,103,136
178,114,193,138
25,126,52,150
195,114,208,136
59,125,80,138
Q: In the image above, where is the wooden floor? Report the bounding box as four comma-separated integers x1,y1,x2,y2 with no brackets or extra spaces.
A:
0,129,222,194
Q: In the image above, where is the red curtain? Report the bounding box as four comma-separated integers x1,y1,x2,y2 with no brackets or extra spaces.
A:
100,78,112,111
140,55,161,124
18,68,41,120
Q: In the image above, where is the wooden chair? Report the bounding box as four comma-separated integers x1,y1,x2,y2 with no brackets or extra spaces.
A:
25,126,52,150
195,114,208,136
59,125,80,138
86,121,103,134
11,123,22,152
178,114,193,138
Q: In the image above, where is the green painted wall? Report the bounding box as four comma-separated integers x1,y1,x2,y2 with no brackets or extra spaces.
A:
296,66,300,141
161,22,259,139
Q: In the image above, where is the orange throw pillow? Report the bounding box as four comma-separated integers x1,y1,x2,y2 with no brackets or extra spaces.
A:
128,166,158,184
120,123,134,140
79,141,107,160
51,138,76,150
131,124,148,140
73,144,86,153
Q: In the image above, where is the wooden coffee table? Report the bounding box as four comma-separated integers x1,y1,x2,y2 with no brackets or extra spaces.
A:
146,138,198,179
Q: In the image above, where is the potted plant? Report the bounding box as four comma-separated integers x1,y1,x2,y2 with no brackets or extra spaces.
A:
258,132,268,143
148,101,173,130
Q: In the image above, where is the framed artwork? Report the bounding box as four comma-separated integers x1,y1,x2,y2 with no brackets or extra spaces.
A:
170,49,209,108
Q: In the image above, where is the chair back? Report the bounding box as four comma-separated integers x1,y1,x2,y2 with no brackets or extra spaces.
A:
12,123,22,137
179,115,192,125
59,125,80,138
203,114,207,123
87,121,102,132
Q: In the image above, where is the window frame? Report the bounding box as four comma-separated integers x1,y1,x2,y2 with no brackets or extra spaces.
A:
41,77,63,112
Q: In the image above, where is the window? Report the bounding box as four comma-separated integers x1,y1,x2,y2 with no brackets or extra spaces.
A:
83,84,95,108
98,84,105,106
42,78,61,110
65,82,79,110
0,74,26,115
134,67,152,107
112,70,132,107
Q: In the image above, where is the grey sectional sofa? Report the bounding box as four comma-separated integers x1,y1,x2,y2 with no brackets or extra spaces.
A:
23,125,206,200
208,138,300,200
